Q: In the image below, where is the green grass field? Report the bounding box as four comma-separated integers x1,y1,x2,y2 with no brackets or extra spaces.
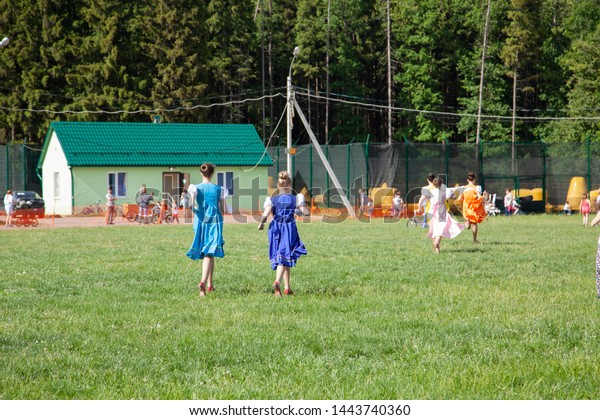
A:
1,214,599,399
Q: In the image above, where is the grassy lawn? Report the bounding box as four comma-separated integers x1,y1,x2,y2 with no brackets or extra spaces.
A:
1,214,599,399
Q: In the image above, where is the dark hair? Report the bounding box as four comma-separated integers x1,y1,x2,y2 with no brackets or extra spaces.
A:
200,163,215,178
467,171,476,182
433,177,443,188
426,173,435,182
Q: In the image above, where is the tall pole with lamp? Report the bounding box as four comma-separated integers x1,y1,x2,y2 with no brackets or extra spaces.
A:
286,46,300,178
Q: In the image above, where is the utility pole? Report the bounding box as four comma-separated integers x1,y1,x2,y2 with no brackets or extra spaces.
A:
286,47,300,177
475,0,491,145
387,0,393,144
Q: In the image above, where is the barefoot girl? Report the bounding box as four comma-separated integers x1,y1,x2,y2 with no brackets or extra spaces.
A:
581,193,591,226
419,175,464,253
186,163,228,297
456,171,487,243
258,171,308,296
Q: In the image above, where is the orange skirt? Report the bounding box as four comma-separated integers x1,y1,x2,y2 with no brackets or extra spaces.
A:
462,191,487,224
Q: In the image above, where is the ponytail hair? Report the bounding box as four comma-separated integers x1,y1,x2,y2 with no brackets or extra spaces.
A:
433,176,444,188
277,171,292,189
200,163,215,178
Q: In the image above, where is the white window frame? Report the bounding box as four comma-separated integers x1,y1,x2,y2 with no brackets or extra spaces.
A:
107,172,127,198
217,171,234,196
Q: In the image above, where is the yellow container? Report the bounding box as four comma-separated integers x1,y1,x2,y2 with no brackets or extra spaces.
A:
515,188,532,198
591,189,599,210
369,187,395,207
566,176,587,211
531,188,543,201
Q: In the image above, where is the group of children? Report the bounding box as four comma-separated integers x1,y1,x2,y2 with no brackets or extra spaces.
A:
184,164,490,299
415,172,486,253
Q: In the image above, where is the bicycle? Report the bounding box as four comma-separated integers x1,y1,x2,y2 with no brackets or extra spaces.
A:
82,200,103,215
406,210,429,228
151,203,173,224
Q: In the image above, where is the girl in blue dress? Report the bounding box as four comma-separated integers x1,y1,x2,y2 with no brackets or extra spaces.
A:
258,171,309,297
186,163,228,297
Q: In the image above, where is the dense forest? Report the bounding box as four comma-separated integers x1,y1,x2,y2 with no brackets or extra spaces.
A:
0,0,599,145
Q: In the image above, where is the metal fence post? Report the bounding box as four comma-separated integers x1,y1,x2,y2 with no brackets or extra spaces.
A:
365,134,370,191
404,136,409,198
587,135,591,193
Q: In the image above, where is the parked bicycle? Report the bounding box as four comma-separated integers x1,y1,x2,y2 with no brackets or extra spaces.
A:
82,200,103,215
406,210,429,228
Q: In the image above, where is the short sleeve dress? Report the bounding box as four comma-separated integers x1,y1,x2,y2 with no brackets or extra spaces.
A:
186,183,228,260
422,185,464,239
265,193,307,270
460,185,487,225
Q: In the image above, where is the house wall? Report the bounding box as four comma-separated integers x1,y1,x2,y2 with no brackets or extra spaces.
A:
41,133,73,215
71,166,270,214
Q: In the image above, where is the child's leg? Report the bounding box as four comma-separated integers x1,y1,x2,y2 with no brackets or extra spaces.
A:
472,223,479,243
199,256,214,296
433,236,442,253
283,267,291,292
273,265,286,297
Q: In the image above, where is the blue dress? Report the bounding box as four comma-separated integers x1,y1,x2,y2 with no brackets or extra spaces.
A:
268,194,307,270
186,183,225,260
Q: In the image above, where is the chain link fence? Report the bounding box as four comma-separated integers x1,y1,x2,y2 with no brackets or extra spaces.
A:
268,139,600,213
0,144,43,208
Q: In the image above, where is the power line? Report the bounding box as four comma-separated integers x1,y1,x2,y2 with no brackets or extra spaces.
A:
296,90,600,122
2,86,600,122
0,93,285,115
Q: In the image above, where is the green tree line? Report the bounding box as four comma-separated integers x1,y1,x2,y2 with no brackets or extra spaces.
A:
0,0,599,145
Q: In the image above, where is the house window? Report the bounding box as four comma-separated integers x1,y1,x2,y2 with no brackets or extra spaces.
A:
108,172,127,197
53,172,60,199
217,171,234,196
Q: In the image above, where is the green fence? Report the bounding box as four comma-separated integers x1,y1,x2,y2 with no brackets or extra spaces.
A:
268,139,600,213
0,143,43,196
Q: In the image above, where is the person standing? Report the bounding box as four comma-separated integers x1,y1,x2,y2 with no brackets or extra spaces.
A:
418,173,436,228
358,188,373,218
420,175,465,253
105,187,116,225
504,188,514,216
137,187,154,224
258,171,309,297
171,198,180,224
391,190,404,218
581,193,591,226
3,189,14,228
186,163,228,297
180,189,190,222
456,172,486,243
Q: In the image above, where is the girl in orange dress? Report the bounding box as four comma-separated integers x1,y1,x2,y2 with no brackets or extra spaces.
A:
456,171,487,243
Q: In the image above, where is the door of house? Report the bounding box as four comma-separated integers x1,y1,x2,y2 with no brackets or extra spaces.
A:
162,172,190,200
162,172,180,201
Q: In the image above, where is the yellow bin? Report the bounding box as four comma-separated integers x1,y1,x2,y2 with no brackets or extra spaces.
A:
567,176,587,210
531,188,543,201
515,188,532,198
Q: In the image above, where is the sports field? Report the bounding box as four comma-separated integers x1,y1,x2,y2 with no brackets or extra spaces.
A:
1,214,599,399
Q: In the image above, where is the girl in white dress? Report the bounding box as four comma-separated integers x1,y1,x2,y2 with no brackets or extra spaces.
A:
420,176,465,253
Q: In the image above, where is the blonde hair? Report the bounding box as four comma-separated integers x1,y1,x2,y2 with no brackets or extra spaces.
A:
277,171,292,189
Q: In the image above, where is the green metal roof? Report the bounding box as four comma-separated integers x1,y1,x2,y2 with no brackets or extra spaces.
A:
40,122,272,167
